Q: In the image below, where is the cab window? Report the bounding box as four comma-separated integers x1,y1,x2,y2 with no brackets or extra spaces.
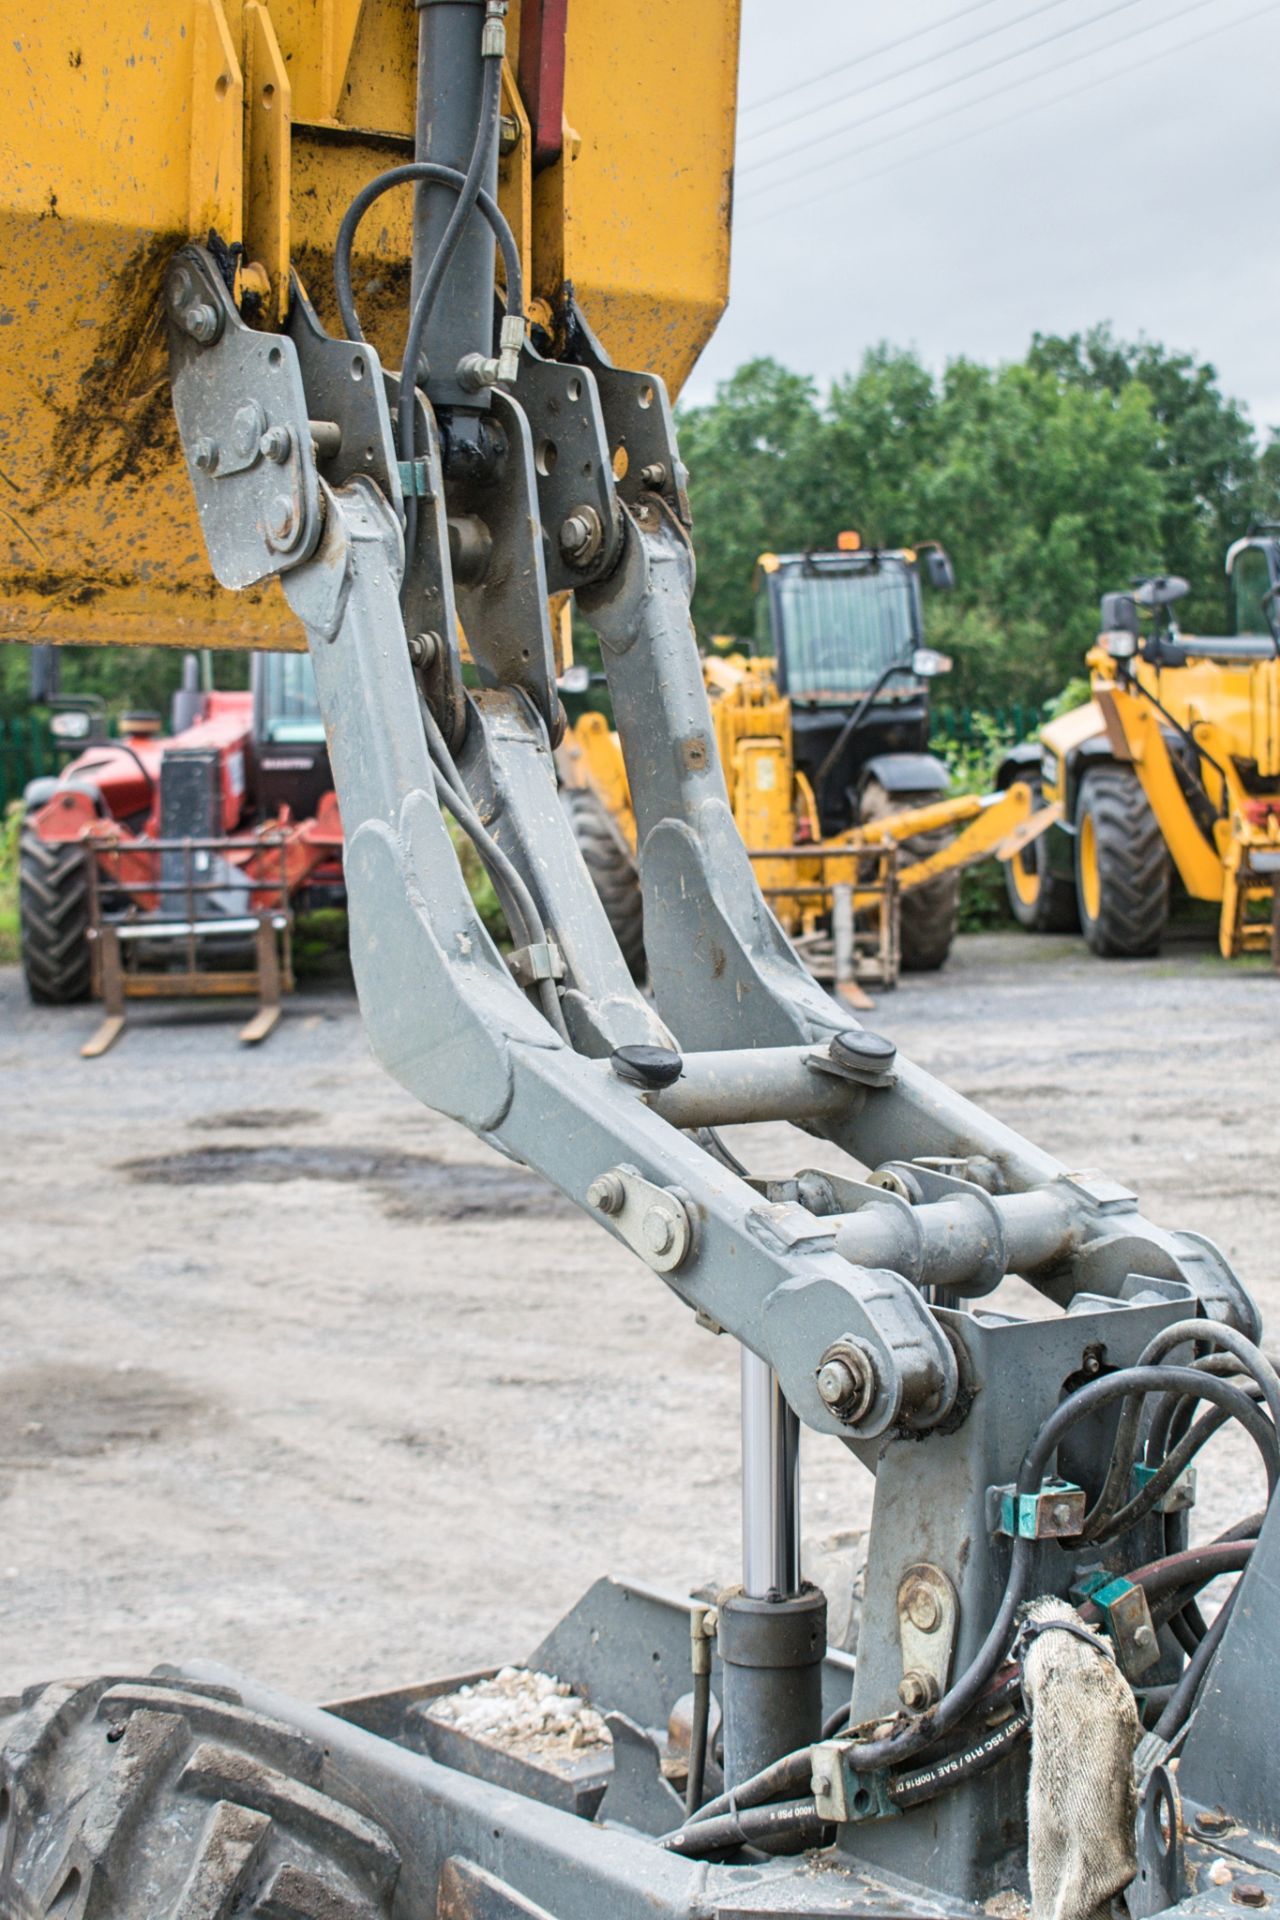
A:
1232,546,1274,635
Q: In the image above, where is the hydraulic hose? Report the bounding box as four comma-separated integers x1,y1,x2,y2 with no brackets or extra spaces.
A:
399,51,504,551
1151,1586,1239,1745
419,697,570,1042
662,1796,826,1859
334,162,522,351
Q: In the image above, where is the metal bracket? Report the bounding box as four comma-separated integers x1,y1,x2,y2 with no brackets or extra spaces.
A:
513,333,622,593
584,1165,692,1275
896,1563,958,1712
1076,1573,1161,1679
561,298,691,526
810,1741,898,1825
508,940,565,989
990,1478,1086,1540
167,245,322,589
1134,1461,1198,1514
284,276,400,507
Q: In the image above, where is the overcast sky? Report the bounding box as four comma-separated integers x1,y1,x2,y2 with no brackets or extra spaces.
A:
687,0,1280,437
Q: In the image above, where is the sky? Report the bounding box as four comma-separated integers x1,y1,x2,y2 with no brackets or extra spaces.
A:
687,0,1280,436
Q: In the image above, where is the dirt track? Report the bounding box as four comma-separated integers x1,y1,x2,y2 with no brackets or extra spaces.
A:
1,925,1276,1703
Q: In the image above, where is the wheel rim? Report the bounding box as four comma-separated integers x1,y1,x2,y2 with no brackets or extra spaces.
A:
1010,844,1040,908
1079,809,1101,921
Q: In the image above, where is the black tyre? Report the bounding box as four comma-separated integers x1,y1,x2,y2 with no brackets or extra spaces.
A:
0,1673,401,1918
18,821,92,1004
1004,782,1079,933
561,784,646,983
1074,767,1170,957
859,780,960,973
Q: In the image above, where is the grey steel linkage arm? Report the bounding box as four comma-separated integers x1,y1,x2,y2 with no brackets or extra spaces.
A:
581,505,1255,1335
164,247,958,1444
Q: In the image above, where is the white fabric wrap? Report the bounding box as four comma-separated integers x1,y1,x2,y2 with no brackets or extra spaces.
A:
1023,1597,1140,1920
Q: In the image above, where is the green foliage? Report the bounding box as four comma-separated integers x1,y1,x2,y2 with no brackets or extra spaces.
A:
678,329,1279,712
0,799,20,965
0,641,249,724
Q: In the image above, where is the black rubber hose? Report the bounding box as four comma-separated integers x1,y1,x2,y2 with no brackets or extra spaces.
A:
334,161,522,348
399,52,503,552
1151,1586,1239,1744
685,1669,711,1818
1082,1324,1279,1544
889,1711,1029,1811
1095,1388,1276,1544
662,1797,825,1859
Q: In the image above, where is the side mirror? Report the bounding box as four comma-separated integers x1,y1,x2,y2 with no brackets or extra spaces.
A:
912,647,953,678
557,663,591,696
1100,591,1140,635
923,549,955,592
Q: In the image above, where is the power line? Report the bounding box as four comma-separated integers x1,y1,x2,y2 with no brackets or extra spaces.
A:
741,0,1075,148
740,0,1220,208
742,0,1032,123
739,0,1152,179
741,0,1277,232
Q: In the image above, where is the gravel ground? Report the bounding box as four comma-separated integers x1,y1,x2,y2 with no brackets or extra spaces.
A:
1,925,1275,1703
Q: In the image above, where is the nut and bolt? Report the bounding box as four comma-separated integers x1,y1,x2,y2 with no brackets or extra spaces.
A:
640,462,667,490
898,1670,939,1712
559,506,603,567
181,301,220,345
192,437,219,473
587,1172,626,1217
231,401,266,459
259,425,293,464
265,494,296,545
815,1339,879,1425
817,1358,858,1408
643,1205,677,1257
408,631,441,670
1195,1809,1233,1837
903,1581,942,1634
1233,1886,1268,1909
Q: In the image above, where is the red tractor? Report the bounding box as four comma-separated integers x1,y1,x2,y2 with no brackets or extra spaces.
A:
18,651,343,1012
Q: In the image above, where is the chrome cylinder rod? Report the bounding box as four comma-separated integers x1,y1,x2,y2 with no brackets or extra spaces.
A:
740,1348,801,1600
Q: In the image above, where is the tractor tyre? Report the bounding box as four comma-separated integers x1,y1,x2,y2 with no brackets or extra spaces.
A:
0,1673,401,1918
1074,767,1170,957
18,820,92,1004
1004,782,1079,933
561,784,646,983
859,780,960,973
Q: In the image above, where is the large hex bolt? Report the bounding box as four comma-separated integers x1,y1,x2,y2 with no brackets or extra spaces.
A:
232,402,267,461
815,1338,879,1425
559,506,604,568
898,1670,940,1712
180,301,221,345
265,494,297,550
587,1172,626,1217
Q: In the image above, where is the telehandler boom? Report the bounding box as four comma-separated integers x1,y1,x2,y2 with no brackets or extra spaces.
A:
1,7,1277,1919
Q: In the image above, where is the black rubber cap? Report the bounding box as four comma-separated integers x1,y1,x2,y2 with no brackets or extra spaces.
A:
611,1044,684,1090
830,1029,896,1072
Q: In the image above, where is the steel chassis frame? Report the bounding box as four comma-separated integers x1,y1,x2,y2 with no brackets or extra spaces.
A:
152,12,1276,1911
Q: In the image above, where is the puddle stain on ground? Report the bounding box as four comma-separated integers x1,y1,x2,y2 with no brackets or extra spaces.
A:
191,1108,322,1132
0,1364,206,1466
120,1145,571,1223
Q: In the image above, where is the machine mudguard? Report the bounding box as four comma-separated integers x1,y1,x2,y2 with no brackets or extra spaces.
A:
994,741,1043,788
859,751,951,797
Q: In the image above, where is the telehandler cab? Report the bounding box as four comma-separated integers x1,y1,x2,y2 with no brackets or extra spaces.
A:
0,5,1276,1918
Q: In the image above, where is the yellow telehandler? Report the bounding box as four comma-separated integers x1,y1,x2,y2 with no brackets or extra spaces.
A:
561,537,1054,991
1000,532,1280,961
